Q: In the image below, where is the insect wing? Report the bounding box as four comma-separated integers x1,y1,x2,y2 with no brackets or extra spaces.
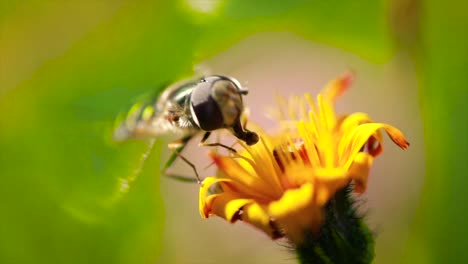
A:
113,80,199,142
113,101,172,141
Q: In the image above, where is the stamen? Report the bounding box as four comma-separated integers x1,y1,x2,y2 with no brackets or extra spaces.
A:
297,121,320,167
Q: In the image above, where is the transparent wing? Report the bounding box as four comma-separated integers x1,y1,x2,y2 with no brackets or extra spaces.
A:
113,99,199,142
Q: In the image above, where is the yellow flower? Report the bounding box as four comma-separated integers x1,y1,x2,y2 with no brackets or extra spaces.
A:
199,72,409,243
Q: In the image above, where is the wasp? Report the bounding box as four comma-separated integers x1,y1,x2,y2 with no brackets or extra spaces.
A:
114,75,259,183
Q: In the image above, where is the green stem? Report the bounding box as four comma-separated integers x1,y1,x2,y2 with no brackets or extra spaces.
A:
295,186,375,264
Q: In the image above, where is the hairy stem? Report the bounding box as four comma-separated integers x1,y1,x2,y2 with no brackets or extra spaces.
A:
295,186,375,264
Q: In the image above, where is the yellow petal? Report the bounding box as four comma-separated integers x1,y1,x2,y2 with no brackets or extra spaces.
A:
316,95,337,168
382,124,410,150
268,183,323,243
268,183,315,219
321,71,354,103
348,152,374,193
317,94,336,132
210,193,254,223
297,121,321,167
246,137,284,196
199,177,232,218
341,123,410,169
210,153,277,199
338,112,373,133
242,203,279,239
279,163,308,188
313,168,349,206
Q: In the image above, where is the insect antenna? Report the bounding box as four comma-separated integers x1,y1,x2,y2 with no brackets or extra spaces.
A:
236,88,249,95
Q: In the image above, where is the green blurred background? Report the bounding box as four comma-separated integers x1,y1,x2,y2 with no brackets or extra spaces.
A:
0,0,466,263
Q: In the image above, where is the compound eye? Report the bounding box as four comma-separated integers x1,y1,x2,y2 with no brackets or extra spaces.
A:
190,82,224,131
210,81,243,126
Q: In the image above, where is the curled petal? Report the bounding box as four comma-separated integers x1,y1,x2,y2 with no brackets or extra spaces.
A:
209,193,254,223
199,177,232,218
382,125,410,150
366,135,383,157
338,112,373,133
341,123,410,169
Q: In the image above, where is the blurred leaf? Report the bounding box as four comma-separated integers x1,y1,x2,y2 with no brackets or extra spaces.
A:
192,0,394,63
0,1,197,263
403,0,468,263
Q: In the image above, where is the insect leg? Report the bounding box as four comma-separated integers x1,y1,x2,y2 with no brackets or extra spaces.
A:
199,132,237,153
163,136,201,184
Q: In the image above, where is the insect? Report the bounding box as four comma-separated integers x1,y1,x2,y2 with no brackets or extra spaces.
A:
114,75,259,183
